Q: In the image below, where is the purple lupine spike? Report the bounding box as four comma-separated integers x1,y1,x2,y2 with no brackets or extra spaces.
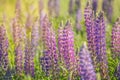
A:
41,15,51,50
63,21,76,72
76,9,82,32
15,44,24,75
24,20,39,77
24,39,31,75
12,18,24,75
12,18,23,46
116,63,120,79
49,28,59,79
92,0,98,15
58,22,64,63
84,1,93,51
79,43,97,80
24,40,35,77
31,20,39,55
84,2,97,69
95,12,109,79
54,0,60,17
41,15,59,78
111,18,120,56
40,51,51,76
28,20,40,77
0,24,9,71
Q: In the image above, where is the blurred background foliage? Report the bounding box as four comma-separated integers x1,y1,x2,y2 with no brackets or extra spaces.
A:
0,0,120,22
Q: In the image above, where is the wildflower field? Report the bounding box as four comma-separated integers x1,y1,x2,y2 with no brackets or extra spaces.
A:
0,0,120,80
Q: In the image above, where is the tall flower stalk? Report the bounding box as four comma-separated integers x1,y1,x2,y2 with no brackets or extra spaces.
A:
95,12,109,79
61,21,76,72
111,18,120,57
116,63,120,79
41,15,59,78
12,18,24,75
84,2,97,69
79,43,97,80
40,51,51,76
58,22,64,63
24,20,39,77
0,24,9,71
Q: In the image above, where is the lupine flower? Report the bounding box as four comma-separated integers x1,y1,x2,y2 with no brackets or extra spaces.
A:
40,51,51,76
12,18,23,46
68,0,74,15
24,20,39,77
84,2,97,69
24,39,31,75
79,43,97,80
58,22,64,62
15,44,24,75
62,21,76,72
49,28,59,78
12,18,24,75
0,24,9,71
115,63,120,79
41,15,59,78
41,15,51,49
111,18,120,55
95,12,109,79
24,39,35,77
92,0,98,15
31,20,39,56
76,9,81,32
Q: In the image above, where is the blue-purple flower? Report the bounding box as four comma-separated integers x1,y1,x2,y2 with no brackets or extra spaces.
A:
95,12,109,79
79,43,97,80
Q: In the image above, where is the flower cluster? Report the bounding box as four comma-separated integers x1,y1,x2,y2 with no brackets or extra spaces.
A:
95,12,109,79
116,63,120,79
111,18,120,54
24,20,40,77
12,18,24,75
58,21,76,72
41,15,59,78
84,2,97,69
40,51,51,76
0,25,9,71
79,44,96,80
